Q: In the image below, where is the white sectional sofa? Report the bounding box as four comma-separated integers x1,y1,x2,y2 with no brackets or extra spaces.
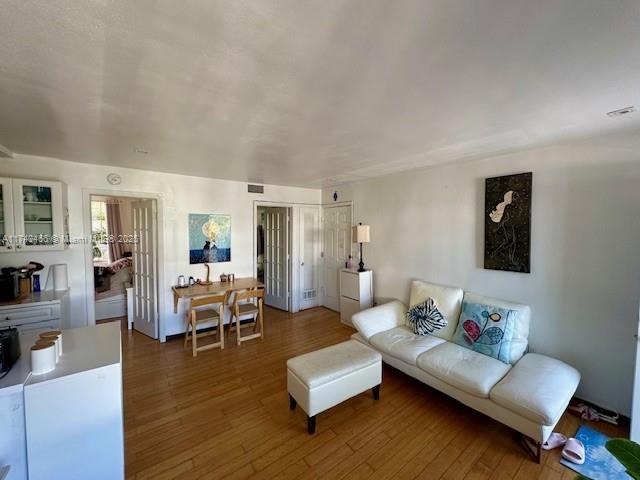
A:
351,280,580,462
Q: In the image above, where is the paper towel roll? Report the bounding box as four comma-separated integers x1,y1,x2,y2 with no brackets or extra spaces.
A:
52,264,68,291
31,342,56,375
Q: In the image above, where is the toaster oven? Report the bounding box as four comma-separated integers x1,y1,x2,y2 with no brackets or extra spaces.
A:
0,327,20,375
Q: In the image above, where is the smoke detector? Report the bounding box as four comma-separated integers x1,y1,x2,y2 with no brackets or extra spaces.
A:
607,106,636,118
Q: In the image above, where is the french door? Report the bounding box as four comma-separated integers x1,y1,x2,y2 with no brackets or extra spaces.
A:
263,207,290,311
131,199,158,339
322,205,351,311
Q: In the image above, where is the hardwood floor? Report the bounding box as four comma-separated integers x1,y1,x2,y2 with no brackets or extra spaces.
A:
122,307,626,479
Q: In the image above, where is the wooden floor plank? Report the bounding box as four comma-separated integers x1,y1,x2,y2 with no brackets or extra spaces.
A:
118,307,627,480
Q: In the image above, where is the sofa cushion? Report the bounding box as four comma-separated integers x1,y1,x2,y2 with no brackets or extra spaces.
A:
463,293,530,364
416,342,511,398
451,301,517,364
409,280,463,341
406,297,447,335
352,300,407,341
490,353,580,425
370,326,445,365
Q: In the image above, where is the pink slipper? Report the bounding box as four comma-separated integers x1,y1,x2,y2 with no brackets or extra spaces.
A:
561,438,586,465
542,432,567,450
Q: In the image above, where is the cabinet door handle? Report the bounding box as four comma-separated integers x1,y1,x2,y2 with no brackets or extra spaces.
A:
16,245,22,249
6,246,12,250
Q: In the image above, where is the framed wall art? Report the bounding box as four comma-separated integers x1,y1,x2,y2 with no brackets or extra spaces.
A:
484,172,532,273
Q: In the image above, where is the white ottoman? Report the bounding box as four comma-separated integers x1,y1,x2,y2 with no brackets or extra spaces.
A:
287,340,382,433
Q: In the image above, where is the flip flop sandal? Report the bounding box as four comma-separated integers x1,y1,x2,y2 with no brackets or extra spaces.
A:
562,437,586,465
542,432,567,450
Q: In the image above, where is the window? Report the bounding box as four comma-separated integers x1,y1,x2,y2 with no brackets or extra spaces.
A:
91,200,109,262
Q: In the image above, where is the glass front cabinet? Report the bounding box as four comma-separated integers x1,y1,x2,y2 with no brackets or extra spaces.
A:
0,178,67,252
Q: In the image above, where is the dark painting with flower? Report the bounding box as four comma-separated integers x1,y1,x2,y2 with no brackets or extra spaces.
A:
484,172,532,273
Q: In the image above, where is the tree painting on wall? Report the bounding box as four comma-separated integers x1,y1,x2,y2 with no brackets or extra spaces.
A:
189,213,231,264
484,172,532,273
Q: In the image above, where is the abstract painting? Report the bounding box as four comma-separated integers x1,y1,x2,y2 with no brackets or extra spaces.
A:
189,213,231,264
484,172,532,273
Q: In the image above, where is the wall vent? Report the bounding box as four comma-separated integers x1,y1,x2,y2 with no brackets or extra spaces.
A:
303,289,317,300
607,106,636,117
248,184,264,194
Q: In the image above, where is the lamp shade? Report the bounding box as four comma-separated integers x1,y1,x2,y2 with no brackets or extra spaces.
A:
352,224,370,243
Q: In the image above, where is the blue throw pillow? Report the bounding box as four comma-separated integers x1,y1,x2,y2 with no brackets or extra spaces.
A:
406,297,447,335
452,301,517,364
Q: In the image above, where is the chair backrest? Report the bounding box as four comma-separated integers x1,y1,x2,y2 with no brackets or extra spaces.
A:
234,288,265,303
190,292,227,309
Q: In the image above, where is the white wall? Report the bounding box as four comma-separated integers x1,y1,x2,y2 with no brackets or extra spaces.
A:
1,154,320,336
323,132,640,416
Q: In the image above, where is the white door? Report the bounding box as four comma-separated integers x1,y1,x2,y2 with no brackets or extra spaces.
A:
131,199,158,339
632,305,640,441
263,207,289,311
322,205,351,311
300,206,320,310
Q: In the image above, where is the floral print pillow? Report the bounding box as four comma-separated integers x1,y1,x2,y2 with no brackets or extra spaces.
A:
452,301,517,364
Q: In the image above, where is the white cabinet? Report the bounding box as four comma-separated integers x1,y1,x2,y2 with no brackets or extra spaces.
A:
0,388,27,480
0,290,68,333
23,323,124,480
0,177,67,252
339,269,373,326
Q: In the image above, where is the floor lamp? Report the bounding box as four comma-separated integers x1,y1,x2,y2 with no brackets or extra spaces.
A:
353,223,370,272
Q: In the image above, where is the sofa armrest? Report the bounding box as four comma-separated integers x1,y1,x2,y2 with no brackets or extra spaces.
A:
352,300,407,341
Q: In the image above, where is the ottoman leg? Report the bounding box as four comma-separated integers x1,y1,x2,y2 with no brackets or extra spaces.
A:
372,384,380,400
308,415,316,434
289,394,297,410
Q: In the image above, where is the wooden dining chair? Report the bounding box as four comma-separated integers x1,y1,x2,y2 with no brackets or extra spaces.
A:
184,292,227,357
229,288,265,346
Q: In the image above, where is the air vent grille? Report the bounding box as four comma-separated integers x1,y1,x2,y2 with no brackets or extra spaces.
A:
303,289,317,300
248,184,264,194
607,106,636,117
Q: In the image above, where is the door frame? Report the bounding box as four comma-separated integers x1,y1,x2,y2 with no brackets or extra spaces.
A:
82,188,166,341
253,201,321,313
320,201,354,310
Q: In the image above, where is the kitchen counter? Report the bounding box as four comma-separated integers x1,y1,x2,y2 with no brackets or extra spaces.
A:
25,322,121,386
0,321,120,395
0,289,68,307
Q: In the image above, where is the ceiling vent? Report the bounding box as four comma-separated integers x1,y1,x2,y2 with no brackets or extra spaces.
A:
607,106,636,117
248,184,264,194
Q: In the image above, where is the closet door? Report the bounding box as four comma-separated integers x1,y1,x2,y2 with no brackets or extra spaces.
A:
321,205,351,311
0,177,15,251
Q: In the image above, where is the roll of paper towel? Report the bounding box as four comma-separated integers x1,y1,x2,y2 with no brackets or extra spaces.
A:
52,264,68,291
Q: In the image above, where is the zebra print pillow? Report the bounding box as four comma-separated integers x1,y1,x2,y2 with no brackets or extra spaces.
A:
406,297,447,335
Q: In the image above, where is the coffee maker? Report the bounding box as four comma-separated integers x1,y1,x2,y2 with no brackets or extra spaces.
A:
0,268,20,302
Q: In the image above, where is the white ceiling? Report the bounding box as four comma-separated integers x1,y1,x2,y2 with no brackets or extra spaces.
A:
1,1,639,188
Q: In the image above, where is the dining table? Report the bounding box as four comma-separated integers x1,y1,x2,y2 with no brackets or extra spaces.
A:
172,277,264,313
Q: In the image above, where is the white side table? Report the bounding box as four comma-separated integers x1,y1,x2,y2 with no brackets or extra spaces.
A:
339,269,373,326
